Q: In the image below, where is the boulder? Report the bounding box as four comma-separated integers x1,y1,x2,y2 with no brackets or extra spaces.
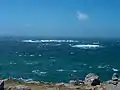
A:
8,85,31,90
69,80,76,85
69,80,84,85
107,73,119,86
0,80,4,90
112,73,119,81
84,73,100,86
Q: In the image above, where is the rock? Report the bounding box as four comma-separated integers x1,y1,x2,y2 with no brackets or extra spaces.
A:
112,73,119,81
0,80,4,90
56,83,65,86
69,80,84,85
91,79,100,86
8,85,31,90
84,73,100,86
107,73,119,86
69,80,76,85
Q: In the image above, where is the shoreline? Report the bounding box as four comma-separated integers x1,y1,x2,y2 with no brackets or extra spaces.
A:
3,73,120,90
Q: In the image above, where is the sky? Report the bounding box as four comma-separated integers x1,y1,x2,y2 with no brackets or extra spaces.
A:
0,0,120,38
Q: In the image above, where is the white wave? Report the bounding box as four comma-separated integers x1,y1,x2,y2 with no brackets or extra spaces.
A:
24,79,33,82
32,70,47,76
22,40,40,43
83,64,87,66
22,40,79,43
39,72,47,74
72,44,102,49
18,55,22,57
56,69,65,72
97,65,110,69
9,62,16,65
112,68,119,72
18,78,33,82
70,52,74,55
50,59,56,62
38,54,42,57
72,70,77,72
98,65,105,69
26,62,33,65
16,52,18,53
89,66,92,68
25,61,39,65
93,42,99,45
30,55,34,57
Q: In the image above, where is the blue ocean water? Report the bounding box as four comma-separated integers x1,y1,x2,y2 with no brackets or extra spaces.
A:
0,37,120,82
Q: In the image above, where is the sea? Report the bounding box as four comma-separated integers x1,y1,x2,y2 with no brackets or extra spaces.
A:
0,37,120,83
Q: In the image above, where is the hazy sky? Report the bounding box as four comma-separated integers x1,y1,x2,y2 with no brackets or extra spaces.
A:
0,0,120,38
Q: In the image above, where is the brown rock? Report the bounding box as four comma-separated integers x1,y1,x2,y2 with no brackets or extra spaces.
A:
8,85,31,90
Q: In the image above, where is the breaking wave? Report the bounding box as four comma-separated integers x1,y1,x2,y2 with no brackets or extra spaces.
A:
32,70,47,76
72,44,103,49
22,40,79,43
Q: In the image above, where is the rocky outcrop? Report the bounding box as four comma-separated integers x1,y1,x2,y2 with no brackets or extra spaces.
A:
8,85,31,90
84,73,100,86
0,80,4,90
107,73,119,85
112,73,119,81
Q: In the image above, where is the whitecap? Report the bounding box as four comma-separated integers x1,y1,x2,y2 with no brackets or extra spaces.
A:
112,68,119,72
24,79,33,82
22,40,40,43
32,70,47,76
25,61,38,65
97,65,110,69
18,55,22,57
18,78,33,82
26,63,33,65
10,62,16,65
50,59,56,62
38,54,42,57
72,44,102,49
22,39,79,43
72,70,77,72
39,72,47,74
89,66,92,68
98,65,105,69
83,64,87,66
30,55,34,57
70,52,74,55
56,69,65,72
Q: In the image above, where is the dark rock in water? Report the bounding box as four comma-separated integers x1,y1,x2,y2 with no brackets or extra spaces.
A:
8,85,31,90
84,73,100,86
0,80,4,90
91,79,100,86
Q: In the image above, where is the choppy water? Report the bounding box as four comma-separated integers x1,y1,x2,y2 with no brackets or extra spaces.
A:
0,38,120,82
